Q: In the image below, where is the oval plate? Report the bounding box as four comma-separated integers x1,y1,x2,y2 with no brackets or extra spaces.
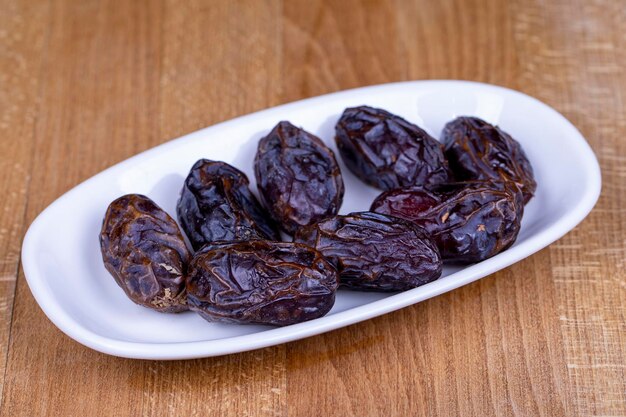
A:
22,81,601,359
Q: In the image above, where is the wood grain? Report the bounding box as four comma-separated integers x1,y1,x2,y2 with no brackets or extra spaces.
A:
0,0,49,406
0,0,624,416
510,1,626,415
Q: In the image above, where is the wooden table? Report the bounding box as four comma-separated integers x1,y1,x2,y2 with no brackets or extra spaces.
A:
1,0,624,415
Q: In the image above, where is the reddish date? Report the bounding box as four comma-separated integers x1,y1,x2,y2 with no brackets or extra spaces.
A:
335,106,450,190
294,212,442,291
100,194,190,312
443,116,536,204
254,121,344,234
177,159,280,250
186,240,339,326
371,181,523,263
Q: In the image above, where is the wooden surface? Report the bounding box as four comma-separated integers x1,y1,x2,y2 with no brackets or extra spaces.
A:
1,0,624,415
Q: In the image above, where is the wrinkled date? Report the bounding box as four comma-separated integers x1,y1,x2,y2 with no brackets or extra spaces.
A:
100,194,190,312
294,212,442,291
254,121,344,234
371,181,524,263
335,106,450,190
186,240,339,326
177,159,280,250
443,116,536,204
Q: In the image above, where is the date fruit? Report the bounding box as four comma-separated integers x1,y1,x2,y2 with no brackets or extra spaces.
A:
335,106,449,190
294,212,442,291
177,159,280,250
186,240,339,326
371,181,523,263
100,194,190,312
254,121,344,234
442,116,536,204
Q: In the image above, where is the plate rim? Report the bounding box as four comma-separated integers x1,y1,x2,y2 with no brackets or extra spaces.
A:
21,80,602,359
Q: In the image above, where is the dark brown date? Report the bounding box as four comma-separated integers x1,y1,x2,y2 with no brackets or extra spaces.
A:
177,159,280,250
294,212,442,291
254,121,344,234
335,106,450,190
371,181,524,263
186,240,339,326
100,194,190,312
442,116,536,204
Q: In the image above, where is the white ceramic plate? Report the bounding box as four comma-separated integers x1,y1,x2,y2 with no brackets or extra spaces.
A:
22,81,601,360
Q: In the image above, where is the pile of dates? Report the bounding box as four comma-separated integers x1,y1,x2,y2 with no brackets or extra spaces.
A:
100,109,535,326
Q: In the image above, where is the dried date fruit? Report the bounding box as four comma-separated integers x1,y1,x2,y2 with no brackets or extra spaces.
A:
186,240,338,326
177,159,280,250
254,121,344,235
371,181,524,263
294,212,442,291
335,106,450,190
100,194,190,312
442,116,536,204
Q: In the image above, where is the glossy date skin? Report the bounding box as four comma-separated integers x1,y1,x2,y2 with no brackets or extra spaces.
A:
442,116,536,204
254,121,344,234
294,212,442,291
100,194,190,312
177,159,280,250
371,181,524,263
186,241,339,326
335,106,450,190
